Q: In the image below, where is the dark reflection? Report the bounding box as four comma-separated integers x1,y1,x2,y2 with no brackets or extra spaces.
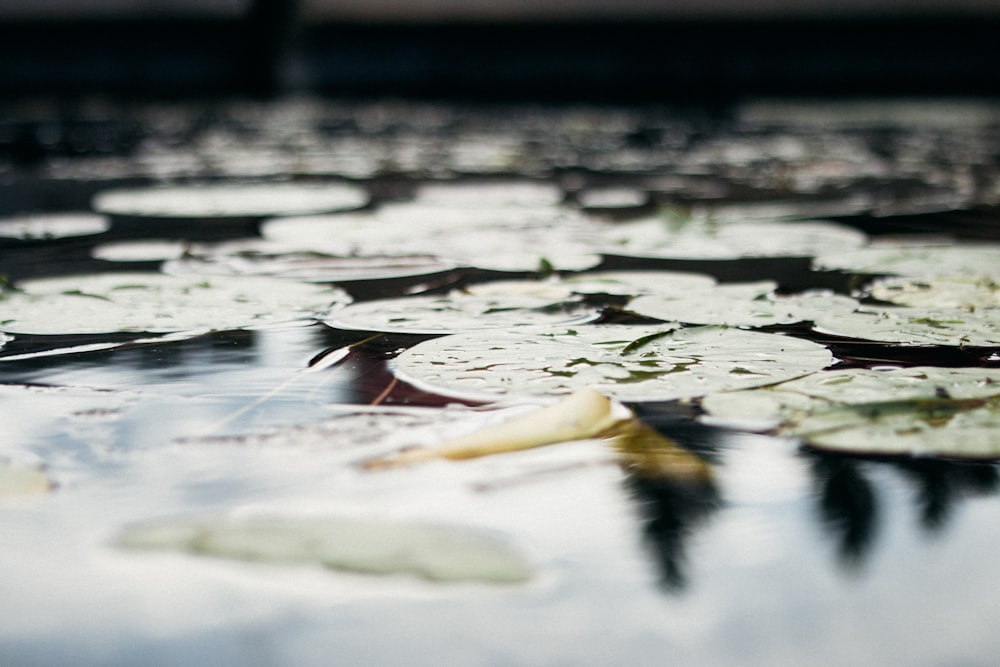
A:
895,459,999,532
804,449,1000,569
621,413,724,592
807,454,880,570
626,472,721,592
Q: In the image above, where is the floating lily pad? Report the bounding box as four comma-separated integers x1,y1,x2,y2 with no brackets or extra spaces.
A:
596,216,867,260
0,272,350,334
0,459,54,497
814,240,1000,278
322,293,601,334
262,204,605,272
392,324,833,403
868,275,1000,310
701,367,1000,459
413,180,563,207
0,213,110,241
461,271,716,300
629,283,859,327
812,305,1000,346
92,239,189,262
163,242,455,283
117,514,533,583
92,182,369,218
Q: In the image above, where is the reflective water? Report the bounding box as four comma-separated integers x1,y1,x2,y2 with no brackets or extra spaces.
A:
2,98,999,667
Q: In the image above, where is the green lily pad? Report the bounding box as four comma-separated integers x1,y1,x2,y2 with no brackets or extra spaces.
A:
261,204,604,272
92,182,369,218
701,367,1000,459
812,305,1000,346
0,213,110,241
413,180,563,207
322,293,602,334
868,275,1000,309
0,272,350,334
629,283,859,327
461,271,716,300
117,514,533,583
392,324,833,403
814,240,1000,278
595,217,866,260
92,240,189,262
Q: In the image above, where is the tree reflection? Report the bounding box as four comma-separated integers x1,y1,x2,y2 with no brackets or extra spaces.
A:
807,454,880,570
625,472,721,592
804,449,999,569
620,410,723,593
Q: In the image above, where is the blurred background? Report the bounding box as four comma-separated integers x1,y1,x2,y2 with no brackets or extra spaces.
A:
0,0,997,100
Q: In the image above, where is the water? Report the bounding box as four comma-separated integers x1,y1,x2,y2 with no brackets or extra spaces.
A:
1,97,999,667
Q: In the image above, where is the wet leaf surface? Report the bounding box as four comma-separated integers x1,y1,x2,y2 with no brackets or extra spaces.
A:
392,324,834,402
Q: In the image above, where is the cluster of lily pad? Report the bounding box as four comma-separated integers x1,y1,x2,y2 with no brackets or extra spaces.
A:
3,171,1000,583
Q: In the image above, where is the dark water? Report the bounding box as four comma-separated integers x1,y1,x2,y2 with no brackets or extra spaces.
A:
1,98,999,667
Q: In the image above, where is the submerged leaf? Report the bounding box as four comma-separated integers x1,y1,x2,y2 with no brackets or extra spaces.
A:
117,514,533,583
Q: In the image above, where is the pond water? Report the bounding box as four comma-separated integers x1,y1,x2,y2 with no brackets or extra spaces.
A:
1,98,999,666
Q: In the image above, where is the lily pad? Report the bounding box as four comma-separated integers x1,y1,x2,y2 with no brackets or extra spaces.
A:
413,180,563,207
392,324,833,403
92,240,189,262
459,271,716,301
629,283,859,327
0,272,350,334
812,305,1000,346
814,240,1000,278
0,213,110,241
595,216,867,260
322,293,602,334
701,367,1000,459
261,204,605,272
163,243,455,283
92,182,369,218
868,275,1000,310
117,514,533,583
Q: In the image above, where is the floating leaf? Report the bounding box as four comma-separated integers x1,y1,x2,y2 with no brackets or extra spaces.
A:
392,324,833,403
463,271,717,300
701,367,1000,458
868,275,1000,310
595,217,866,260
261,204,605,272
0,272,350,334
322,293,601,335
92,182,369,218
629,283,859,327
413,180,563,207
0,459,54,497
117,514,533,583
364,388,627,468
814,240,1000,278
0,212,110,241
164,243,455,283
812,305,1000,346
91,240,188,263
